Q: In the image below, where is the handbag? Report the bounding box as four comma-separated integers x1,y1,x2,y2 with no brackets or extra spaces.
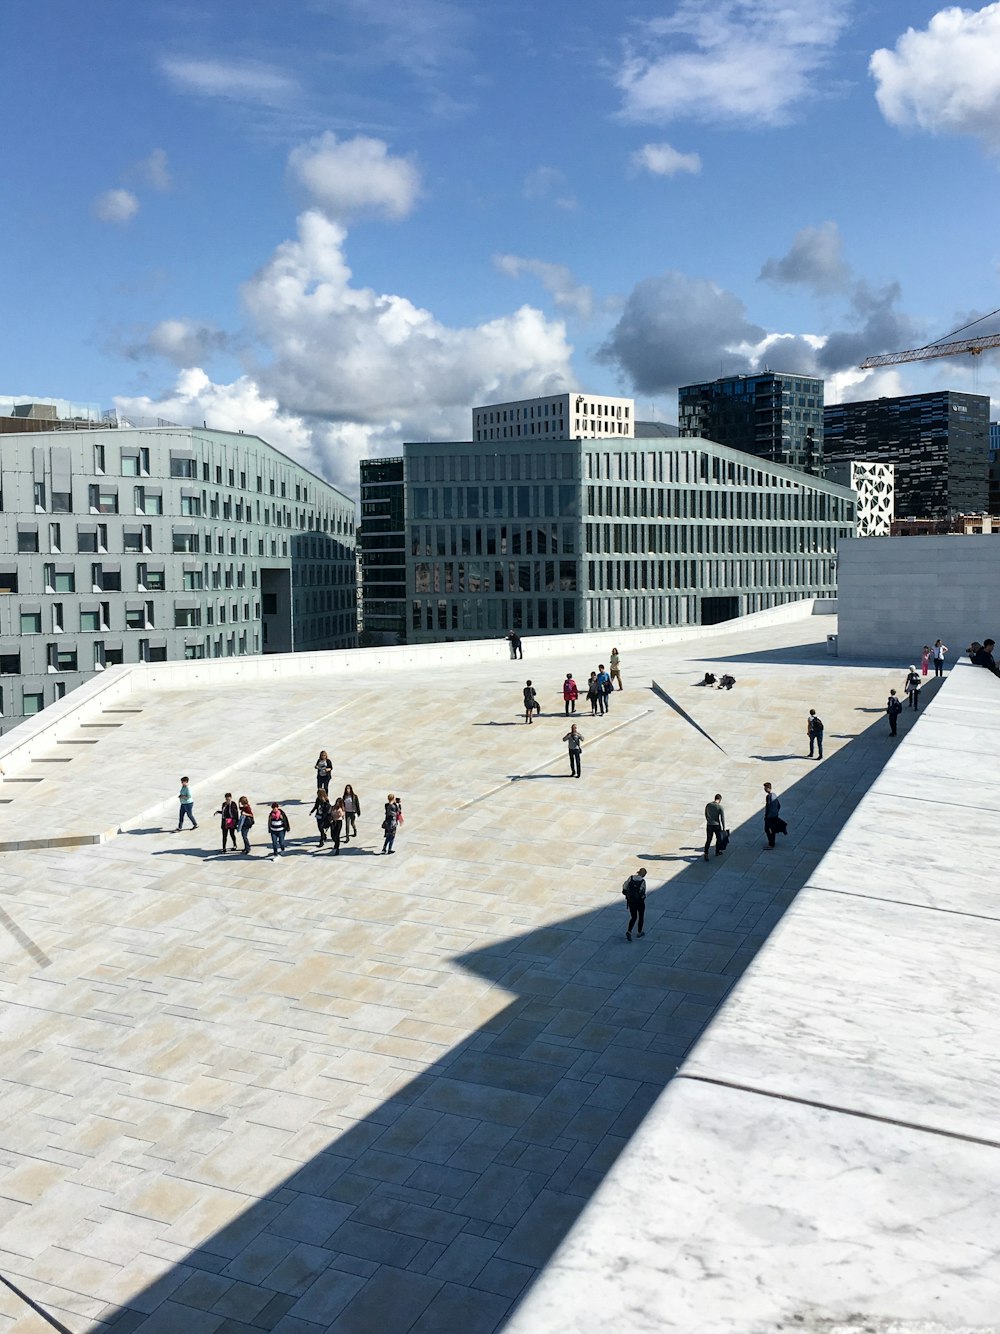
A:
718,829,730,850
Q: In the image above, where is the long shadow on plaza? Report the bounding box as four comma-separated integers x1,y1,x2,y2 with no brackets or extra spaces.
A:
92,713,901,1334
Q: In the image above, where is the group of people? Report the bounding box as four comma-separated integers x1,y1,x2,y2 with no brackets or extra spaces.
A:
522,650,623,731
175,753,404,857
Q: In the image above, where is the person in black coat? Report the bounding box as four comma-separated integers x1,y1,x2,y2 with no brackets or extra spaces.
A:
763,782,787,849
216,792,239,853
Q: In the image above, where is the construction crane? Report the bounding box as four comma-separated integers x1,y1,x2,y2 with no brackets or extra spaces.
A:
859,307,1000,369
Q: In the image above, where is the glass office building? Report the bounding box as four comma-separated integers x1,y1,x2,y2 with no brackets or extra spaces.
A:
403,437,854,641
824,390,989,520
359,457,406,644
679,372,824,475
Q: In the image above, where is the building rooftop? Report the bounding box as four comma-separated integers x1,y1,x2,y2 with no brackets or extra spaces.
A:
0,607,994,1332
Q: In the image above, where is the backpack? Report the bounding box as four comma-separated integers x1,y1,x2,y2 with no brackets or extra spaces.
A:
888,696,902,716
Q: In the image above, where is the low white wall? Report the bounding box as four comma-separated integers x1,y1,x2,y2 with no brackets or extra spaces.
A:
838,535,1000,661
0,598,819,771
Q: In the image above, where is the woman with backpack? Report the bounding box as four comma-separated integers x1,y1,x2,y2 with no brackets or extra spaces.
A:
237,796,255,855
523,680,538,724
562,673,578,715
381,794,402,854
216,792,239,853
586,672,601,716
309,788,332,847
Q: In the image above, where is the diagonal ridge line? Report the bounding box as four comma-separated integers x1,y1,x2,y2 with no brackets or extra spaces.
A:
677,1073,1000,1151
0,1273,76,1333
650,680,727,754
811,882,1000,925
0,907,52,967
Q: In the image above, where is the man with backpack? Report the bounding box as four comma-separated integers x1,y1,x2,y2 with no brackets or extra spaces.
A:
596,664,611,715
622,867,647,941
807,708,824,759
886,689,903,737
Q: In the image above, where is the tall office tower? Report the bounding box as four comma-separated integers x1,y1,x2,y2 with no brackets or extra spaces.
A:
359,457,406,644
472,393,634,443
823,391,989,520
678,372,824,475
989,421,1000,516
401,435,853,641
0,418,356,731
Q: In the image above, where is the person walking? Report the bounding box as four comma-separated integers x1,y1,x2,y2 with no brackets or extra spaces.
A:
586,672,601,716
886,689,903,737
511,631,523,660
507,631,517,660
329,797,346,854
342,784,361,841
267,802,290,856
932,639,948,677
609,648,622,691
622,867,647,941
920,645,931,677
309,788,332,847
904,666,922,711
563,673,578,715
806,709,824,760
597,664,612,714
523,680,538,724
216,792,239,853
176,776,197,831
381,794,402,854
763,782,787,849
562,724,584,778
237,796,255,854
704,793,726,861
314,751,333,794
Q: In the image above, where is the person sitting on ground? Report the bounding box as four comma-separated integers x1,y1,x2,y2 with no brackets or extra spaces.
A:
972,638,1000,678
717,673,736,690
699,672,717,687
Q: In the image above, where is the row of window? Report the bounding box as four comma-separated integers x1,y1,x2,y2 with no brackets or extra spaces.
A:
409,523,576,558
411,597,578,635
10,598,262,637
408,452,577,483
413,560,577,596
410,484,580,521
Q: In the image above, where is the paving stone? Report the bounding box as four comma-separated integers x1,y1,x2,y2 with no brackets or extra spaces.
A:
331,1266,442,1334
409,1280,511,1334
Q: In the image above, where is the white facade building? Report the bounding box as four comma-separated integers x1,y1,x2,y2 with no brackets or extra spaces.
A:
0,423,356,731
826,461,895,537
472,393,634,443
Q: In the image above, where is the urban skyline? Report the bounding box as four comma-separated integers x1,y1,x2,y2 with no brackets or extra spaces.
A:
4,2,1000,498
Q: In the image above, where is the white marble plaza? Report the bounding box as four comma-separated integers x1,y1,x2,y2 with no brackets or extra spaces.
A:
0,609,987,1333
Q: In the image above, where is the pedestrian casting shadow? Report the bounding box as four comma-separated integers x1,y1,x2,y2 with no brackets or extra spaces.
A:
749,753,806,762
509,773,574,782
473,721,522,727
99,710,902,1334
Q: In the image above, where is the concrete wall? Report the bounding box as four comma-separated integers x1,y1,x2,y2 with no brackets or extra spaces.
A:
837,534,1000,660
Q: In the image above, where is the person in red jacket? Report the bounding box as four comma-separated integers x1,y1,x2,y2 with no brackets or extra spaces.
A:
562,673,578,715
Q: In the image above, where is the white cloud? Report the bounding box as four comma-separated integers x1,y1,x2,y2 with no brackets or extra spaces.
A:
522,166,577,211
617,0,850,127
93,188,140,224
759,222,851,293
493,255,595,321
871,4,1000,151
136,148,171,192
631,142,702,177
288,132,421,222
117,207,575,493
161,56,300,108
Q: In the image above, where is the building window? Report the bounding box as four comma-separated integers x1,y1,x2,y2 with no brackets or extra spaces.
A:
181,495,201,516
0,570,16,594
80,610,100,632
23,692,44,716
172,531,199,554
135,487,163,515
17,528,39,553
20,611,41,634
0,653,20,674
138,564,166,591
121,454,140,476
89,485,118,514
174,607,202,628
170,456,197,479
52,603,63,633
51,491,71,512
92,565,121,592
182,570,204,591
33,482,46,510
47,645,77,673
104,645,124,666
49,523,61,551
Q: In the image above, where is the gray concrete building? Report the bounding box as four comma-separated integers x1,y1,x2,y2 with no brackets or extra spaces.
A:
0,424,356,731
403,436,854,641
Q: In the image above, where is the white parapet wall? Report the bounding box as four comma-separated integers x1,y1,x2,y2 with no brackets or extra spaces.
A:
0,598,820,773
837,533,1000,661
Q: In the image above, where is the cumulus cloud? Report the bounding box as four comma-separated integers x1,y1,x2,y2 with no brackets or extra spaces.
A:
815,280,921,372
125,319,233,367
161,56,300,108
117,207,575,493
288,132,421,222
631,142,702,177
93,188,140,224
598,272,767,393
523,166,577,210
759,221,851,294
617,0,850,127
493,255,595,321
871,4,1000,151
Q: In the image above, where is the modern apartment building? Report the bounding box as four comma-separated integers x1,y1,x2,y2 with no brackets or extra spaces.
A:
0,422,356,731
358,457,406,644
402,436,854,641
825,461,894,537
472,393,633,443
989,421,1000,516
678,372,825,475
823,391,989,520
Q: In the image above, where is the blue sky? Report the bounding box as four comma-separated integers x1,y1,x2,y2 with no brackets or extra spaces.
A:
3,0,1000,490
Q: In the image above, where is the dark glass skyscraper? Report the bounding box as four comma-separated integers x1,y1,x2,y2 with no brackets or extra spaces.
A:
678,372,824,475
359,457,406,643
824,391,988,520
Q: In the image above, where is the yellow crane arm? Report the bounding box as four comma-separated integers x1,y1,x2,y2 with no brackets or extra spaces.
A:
860,331,1000,369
